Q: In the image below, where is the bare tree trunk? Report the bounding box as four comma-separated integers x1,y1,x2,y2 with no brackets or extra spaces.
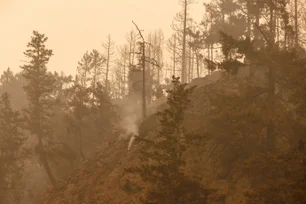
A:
147,34,152,103
105,36,111,91
207,46,211,75
181,0,188,83
254,2,260,41
129,36,133,66
142,42,146,119
155,32,162,86
173,34,176,77
276,14,279,45
127,31,136,70
210,44,214,75
196,52,199,78
123,55,127,96
295,0,299,47
132,21,146,119
191,50,194,80
91,62,97,106
188,37,192,83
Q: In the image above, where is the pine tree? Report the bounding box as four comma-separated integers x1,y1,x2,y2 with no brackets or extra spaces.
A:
89,49,105,104
167,33,179,77
92,82,117,140
125,76,210,204
77,51,92,89
20,30,57,186
65,81,90,162
0,92,26,203
0,67,15,85
90,50,104,85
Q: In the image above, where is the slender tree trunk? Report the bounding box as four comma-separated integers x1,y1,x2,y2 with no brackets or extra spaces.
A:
274,9,277,44
270,4,275,42
210,44,214,75
37,117,56,186
196,52,200,78
188,37,192,83
155,33,161,86
191,50,194,81
181,0,188,83
255,3,260,41
266,4,276,152
147,35,152,103
129,37,133,66
295,0,298,47
131,33,135,65
92,64,97,106
173,34,177,77
38,137,57,186
105,40,111,92
36,49,56,186
128,32,136,67
142,42,146,119
76,124,85,161
207,45,211,75
276,14,279,45
123,56,127,96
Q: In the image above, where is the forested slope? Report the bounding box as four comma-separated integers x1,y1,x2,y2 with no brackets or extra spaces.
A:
40,69,306,204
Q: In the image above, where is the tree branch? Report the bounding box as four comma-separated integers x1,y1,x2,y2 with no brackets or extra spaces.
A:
132,21,145,41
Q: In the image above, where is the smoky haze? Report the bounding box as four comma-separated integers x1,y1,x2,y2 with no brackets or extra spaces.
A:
0,0,202,75
1,0,306,203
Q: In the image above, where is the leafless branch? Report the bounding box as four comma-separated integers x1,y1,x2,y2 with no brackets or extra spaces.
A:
132,21,145,41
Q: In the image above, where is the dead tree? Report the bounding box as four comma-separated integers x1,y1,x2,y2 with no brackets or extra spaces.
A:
132,21,147,119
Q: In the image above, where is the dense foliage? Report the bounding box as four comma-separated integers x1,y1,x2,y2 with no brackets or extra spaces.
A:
125,76,210,204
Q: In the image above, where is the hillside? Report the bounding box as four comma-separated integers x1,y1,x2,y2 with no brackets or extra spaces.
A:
39,72,306,204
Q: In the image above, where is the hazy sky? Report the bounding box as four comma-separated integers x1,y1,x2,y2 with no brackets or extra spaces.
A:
0,0,204,76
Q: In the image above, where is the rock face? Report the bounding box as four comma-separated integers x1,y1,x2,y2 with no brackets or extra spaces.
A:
39,72,270,204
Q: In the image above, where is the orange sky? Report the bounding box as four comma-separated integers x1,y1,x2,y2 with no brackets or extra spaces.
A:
0,0,204,76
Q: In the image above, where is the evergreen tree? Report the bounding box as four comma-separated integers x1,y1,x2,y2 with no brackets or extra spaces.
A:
0,67,15,85
125,76,210,204
90,49,105,96
92,82,117,141
20,30,57,186
77,51,92,89
65,81,90,162
0,92,26,203
0,68,27,110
